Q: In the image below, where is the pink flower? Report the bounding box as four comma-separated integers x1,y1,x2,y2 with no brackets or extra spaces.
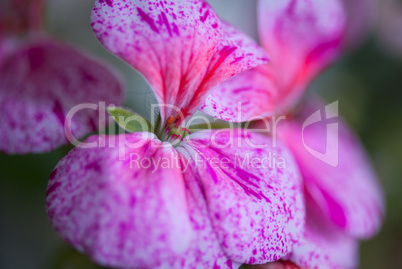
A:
46,0,305,268
207,0,384,268
0,0,124,154
204,0,379,121
338,0,379,50
276,100,384,269
377,0,402,58
203,0,347,120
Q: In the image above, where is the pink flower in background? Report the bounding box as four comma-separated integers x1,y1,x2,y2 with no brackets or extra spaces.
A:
0,0,124,154
276,100,384,269
204,0,380,121
339,0,379,50
377,0,402,58
46,0,305,268
206,0,384,268
203,0,347,120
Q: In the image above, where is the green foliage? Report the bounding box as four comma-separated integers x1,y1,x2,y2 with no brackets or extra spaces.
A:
107,106,154,133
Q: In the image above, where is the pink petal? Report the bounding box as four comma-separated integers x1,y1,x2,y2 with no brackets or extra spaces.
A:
46,133,194,269
286,195,359,269
201,65,277,122
0,38,124,154
279,102,384,238
340,0,379,50
378,0,402,58
177,129,305,264
210,21,269,84
47,132,238,269
91,0,268,121
243,261,304,269
157,157,239,269
199,22,269,121
258,0,346,112
210,0,376,120
0,37,16,63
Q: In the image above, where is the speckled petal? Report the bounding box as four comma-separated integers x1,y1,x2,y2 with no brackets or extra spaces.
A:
201,65,277,122
286,196,359,269
208,21,269,87
258,0,346,112
279,102,384,239
200,22,269,121
46,133,194,269
177,129,305,265
243,260,304,269
156,156,239,269
0,38,124,154
91,0,268,121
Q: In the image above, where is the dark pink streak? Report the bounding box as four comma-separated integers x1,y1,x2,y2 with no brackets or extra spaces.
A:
207,146,272,203
200,10,210,22
318,185,347,228
46,181,61,196
161,12,172,36
233,86,252,94
137,8,159,33
305,36,342,67
182,46,237,117
52,100,65,127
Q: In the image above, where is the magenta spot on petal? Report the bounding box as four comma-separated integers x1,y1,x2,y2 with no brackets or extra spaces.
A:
172,22,179,36
206,163,218,184
49,170,57,180
161,12,172,36
200,10,210,22
46,181,61,196
85,161,102,172
230,56,245,65
233,86,252,94
27,46,45,71
213,261,220,269
88,117,98,132
81,68,96,82
305,37,342,67
137,8,159,33
100,0,113,7
319,186,347,228
219,46,237,59
52,100,65,127
206,147,273,203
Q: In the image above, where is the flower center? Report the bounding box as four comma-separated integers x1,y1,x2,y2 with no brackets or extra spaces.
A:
158,116,191,143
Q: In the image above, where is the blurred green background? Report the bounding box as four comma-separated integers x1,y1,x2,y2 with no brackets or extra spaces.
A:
1,0,401,268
